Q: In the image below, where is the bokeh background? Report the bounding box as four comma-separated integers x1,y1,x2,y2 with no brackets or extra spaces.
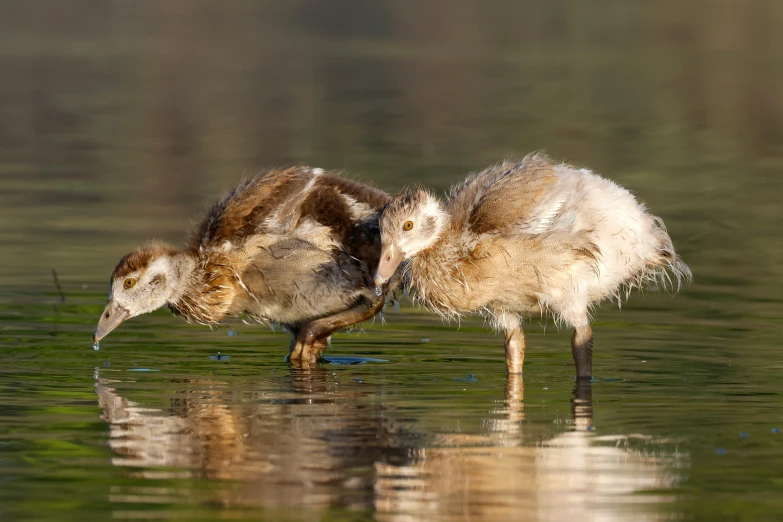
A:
2,2,782,521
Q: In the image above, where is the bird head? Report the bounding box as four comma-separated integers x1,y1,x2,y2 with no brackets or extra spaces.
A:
94,244,185,342
374,189,448,286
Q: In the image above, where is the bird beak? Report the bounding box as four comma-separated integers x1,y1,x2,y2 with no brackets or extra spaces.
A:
374,243,403,287
94,300,131,342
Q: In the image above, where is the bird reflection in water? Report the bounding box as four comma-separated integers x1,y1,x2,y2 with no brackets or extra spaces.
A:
95,370,685,520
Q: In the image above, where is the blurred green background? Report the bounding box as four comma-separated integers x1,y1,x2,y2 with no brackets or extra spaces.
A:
1,1,782,521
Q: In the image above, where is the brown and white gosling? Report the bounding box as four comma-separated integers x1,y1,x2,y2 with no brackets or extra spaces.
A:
94,167,395,364
373,153,691,378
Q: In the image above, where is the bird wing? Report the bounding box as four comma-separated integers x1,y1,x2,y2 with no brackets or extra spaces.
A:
450,153,569,236
189,167,389,254
241,237,334,295
189,167,311,252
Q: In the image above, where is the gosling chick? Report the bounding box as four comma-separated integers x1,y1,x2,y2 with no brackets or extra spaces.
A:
95,167,394,364
374,153,691,378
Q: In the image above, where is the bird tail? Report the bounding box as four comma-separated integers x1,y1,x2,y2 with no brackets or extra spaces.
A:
647,215,693,292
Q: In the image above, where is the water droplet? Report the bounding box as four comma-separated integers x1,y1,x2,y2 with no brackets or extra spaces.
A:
772,427,781,434
93,341,100,351
715,448,727,455
375,286,383,297
740,432,749,438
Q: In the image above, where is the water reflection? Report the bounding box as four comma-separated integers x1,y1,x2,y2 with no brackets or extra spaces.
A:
95,370,686,520
376,377,683,521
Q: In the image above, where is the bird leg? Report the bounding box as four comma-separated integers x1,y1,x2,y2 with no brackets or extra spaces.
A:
287,334,328,368
484,373,526,439
286,327,321,369
571,324,593,379
504,322,526,375
505,372,524,403
571,378,593,431
287,326,301,354
288,294,385,366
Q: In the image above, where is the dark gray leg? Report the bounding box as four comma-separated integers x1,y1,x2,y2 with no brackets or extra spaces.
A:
287,326,301,356
571,324,593,379
571,378,593,431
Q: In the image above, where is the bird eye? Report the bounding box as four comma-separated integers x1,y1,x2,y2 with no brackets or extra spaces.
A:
124,278,136,289
403,221,414,231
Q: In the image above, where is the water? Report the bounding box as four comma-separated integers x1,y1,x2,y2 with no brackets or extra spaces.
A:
1,1,783,521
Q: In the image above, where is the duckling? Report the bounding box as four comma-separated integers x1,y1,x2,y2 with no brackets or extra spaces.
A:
374,153,691,378
94,167,394,364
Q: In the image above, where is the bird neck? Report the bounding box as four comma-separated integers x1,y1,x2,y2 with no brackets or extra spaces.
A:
404,233,465,314
166,252,198,304
167,252,236,325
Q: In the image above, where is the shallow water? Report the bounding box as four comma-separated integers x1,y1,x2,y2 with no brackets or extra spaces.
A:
2,2,783,521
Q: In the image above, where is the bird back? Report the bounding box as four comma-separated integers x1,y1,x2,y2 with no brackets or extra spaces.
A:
448,153,568,237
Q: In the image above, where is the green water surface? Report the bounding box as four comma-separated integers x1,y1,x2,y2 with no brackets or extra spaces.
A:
1,2,783,521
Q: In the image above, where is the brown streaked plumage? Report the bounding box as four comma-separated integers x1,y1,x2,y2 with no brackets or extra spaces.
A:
375,153,692,378
95,167,397,364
